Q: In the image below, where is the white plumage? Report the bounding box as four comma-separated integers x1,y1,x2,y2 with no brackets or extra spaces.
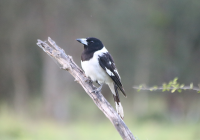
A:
81,47,113,85
77,37,126,119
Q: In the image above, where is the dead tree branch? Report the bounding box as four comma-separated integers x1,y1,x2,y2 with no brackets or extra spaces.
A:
36,37,135,140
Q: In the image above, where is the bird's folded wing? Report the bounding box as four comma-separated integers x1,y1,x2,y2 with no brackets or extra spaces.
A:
98,53,126,97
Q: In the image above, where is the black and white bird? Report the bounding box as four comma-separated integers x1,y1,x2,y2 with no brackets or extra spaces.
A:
76,37,126,119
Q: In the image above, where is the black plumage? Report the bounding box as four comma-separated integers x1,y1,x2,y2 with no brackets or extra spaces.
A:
98,52,126,97
77,37,126,119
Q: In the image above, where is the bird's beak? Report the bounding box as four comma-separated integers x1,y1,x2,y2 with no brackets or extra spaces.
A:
76,38,88,46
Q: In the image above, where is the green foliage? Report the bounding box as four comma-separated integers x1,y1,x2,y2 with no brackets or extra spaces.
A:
162,77,182,93
135,77,200,93
150,86,158,91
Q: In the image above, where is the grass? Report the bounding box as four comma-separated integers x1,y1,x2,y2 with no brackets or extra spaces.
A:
0,110,199,140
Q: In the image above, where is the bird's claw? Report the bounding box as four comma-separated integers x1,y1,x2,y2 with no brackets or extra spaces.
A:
92,84,103,93
85,77,93,84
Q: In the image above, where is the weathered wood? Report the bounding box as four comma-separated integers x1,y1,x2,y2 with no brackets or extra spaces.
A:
36,37,135,140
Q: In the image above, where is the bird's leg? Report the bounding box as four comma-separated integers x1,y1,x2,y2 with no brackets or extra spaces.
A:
96,81,101,86
85,77,93,84
95,81,103,92
96,84,103,92
92,84,103,93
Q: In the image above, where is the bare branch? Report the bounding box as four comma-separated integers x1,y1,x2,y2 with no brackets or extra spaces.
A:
36,37,135,140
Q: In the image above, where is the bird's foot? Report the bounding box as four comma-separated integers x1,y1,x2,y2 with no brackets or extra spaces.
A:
92,84,103,93
85,77,93,84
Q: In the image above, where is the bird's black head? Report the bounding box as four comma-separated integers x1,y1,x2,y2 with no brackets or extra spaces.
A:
76,37,104,51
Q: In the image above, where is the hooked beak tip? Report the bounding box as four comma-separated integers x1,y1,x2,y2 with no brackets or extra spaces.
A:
76,38,88,45
76,38,81,42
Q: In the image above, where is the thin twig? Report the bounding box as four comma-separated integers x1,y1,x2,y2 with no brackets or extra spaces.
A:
133,85,200,92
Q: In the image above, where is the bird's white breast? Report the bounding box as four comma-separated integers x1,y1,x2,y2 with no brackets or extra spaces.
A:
81,47,112,84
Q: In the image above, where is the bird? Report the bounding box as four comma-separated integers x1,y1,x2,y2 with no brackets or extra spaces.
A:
76,37,126,119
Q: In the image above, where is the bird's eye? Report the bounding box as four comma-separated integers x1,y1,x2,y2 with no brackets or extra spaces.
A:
90,40,94,43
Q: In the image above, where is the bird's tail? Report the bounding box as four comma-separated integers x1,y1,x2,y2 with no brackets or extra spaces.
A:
113,84,124,119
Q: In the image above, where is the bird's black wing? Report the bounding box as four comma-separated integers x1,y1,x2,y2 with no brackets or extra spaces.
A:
98,53,126,97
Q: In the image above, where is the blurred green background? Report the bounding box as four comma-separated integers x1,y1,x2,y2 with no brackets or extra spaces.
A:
1,0,200,140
